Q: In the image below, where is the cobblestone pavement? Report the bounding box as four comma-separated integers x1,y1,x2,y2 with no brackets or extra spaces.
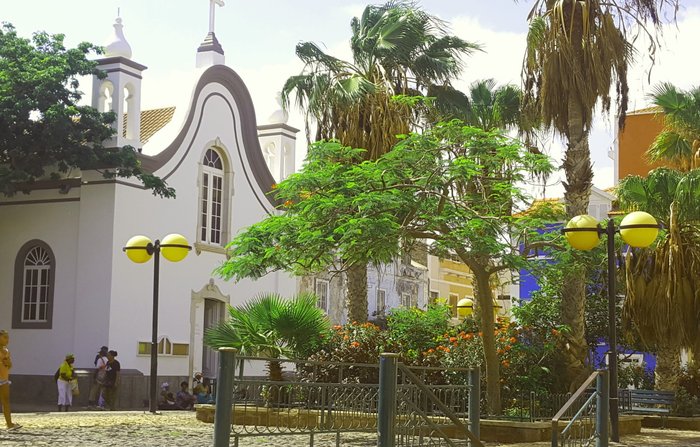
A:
1,412,700,447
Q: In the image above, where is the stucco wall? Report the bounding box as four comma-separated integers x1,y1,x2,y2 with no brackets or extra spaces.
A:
0,191,81,374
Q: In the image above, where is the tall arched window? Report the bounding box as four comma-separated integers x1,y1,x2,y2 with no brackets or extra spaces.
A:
200,148,225,245
13,240,55,329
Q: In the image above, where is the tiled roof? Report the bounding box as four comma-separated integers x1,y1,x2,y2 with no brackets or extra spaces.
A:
123,107,176,144
627,106,662,115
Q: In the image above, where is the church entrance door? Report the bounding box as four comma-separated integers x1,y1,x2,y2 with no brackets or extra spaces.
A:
202,298,225,377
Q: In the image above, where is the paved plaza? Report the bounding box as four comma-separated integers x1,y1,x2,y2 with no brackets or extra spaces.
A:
1,412,700,447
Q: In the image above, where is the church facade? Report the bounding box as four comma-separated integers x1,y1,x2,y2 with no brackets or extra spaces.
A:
0,15,297,390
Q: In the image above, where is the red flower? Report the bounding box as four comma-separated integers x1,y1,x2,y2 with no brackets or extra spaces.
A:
449,337,457,343
350,341,360,348
509,337,517,344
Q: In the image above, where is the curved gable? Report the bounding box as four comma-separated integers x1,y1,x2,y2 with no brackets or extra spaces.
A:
138,65,280,208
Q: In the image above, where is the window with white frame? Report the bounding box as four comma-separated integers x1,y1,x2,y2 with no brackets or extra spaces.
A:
13,240,55,329
138,336,189,356
376,289,386,315
200,148,225,245
401,292,413,307
315,279,330,312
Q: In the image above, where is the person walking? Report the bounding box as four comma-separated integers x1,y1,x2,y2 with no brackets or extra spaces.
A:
88,346,109,410
56,354,75,412
102,351,121,411
0,330,21,431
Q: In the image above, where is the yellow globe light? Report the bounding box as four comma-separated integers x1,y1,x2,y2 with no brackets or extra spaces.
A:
160,233,191,262
457,298,474,318
124,235,153,263
620,211,659,248
564,215,601,251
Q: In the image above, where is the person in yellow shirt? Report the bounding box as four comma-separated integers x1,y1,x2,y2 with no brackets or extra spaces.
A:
56,354,75,412
1,330,21,430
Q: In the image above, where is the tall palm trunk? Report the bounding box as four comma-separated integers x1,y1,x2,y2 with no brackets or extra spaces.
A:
346,263,368,323
474,268,501,415
561,95,594,390
655,344,681,391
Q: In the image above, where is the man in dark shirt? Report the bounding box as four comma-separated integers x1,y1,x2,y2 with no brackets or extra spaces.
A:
103,350,121,411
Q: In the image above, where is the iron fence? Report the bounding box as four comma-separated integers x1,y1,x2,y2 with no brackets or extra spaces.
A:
211,350,482,447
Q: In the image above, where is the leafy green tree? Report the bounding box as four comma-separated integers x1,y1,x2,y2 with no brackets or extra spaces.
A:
647,83,700,171
0,24,172,197
282,1,479,322
217,121,554,413
204,293,330,383
522,0,678,388
617,168,700,390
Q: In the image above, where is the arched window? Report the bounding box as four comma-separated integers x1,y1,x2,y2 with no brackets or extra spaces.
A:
13,240,55,329
200,148,225,245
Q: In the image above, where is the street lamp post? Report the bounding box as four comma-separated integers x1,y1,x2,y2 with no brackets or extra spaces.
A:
123,233,191,414
562,211,659,442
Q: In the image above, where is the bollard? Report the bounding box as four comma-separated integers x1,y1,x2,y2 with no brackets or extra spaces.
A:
377,353,399,447
213,347,237,447
596,371,609,447
468,368,481,445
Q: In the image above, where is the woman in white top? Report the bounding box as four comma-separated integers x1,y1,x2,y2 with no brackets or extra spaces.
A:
88,346,109,410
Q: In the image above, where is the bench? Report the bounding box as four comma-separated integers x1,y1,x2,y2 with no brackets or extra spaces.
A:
620,389,675,426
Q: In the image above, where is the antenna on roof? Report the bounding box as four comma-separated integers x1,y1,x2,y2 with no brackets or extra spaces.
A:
117,7,121,17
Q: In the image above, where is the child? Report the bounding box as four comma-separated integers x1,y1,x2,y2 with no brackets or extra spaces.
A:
0,330,21,430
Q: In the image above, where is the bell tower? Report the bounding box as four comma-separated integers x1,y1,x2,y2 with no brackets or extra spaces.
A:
92,16,147,149
258,93,299,182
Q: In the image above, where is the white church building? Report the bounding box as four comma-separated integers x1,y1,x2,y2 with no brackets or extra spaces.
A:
0,5,433,407
0,7,302,403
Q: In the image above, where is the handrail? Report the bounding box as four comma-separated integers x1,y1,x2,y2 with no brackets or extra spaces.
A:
552,370,606,447
552,370,600,426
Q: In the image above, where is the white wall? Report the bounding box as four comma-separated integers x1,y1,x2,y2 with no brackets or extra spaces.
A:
0,191,81,374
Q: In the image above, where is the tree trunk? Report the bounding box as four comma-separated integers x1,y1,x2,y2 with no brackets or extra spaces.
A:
474,269,501,415
346,262,368,323
266,360,284,404
561,94,594,391
655,345,681,391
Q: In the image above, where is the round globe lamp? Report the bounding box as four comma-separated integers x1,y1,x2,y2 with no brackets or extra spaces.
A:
564,215,600,250
619,211,659,248
124,235,153,263
161,233,191,262
457,298,474,318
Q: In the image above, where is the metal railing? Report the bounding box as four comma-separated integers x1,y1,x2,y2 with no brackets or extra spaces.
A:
551,370,609,447
496,390,581,422
211,349,482,447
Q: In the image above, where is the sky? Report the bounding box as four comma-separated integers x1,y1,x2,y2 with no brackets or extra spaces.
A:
4,0,700,199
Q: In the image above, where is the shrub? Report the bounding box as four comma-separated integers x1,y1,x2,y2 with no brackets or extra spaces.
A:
299,322,388,383
386,304,451,360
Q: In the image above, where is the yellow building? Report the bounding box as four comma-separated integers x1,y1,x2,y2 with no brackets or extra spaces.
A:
427,255,513,319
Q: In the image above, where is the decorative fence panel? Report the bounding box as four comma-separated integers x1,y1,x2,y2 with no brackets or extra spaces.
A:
211,349,482,447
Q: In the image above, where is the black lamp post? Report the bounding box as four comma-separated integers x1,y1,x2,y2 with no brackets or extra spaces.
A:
123,234,191,414
562,211,659,442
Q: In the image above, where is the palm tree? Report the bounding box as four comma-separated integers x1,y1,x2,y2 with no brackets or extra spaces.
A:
647,83,700,171
617,168,700,390
522,0,678,388
283,1,479,323
432,78,522,132
204,293,330,383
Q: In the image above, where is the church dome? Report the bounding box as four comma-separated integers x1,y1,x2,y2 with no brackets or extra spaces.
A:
267,92,289,125
105,17,132,59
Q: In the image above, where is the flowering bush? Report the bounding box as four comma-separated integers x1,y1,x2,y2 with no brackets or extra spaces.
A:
299,321,389,383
